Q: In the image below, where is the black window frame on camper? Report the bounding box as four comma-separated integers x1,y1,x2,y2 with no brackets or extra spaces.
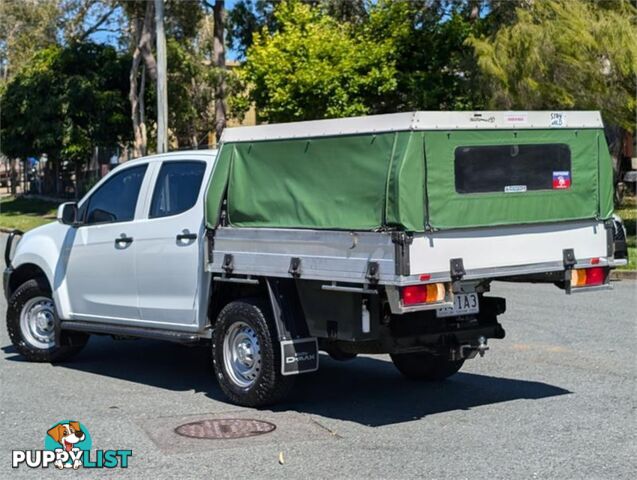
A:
454,143,572,194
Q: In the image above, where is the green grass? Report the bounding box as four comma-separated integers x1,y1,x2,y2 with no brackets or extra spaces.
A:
616,195,636,271
0,196,58,232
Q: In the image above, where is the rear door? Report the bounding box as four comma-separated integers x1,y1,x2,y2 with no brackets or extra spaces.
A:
135,158,210,327
423,129,611,230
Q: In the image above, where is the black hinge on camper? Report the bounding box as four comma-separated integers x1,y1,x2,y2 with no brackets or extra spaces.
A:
289,257,302,278
391,232,413,276
366,261,380,284
563,248,576,293
219,199,228,227
222,254,234,274
450,257,466,293
603,219,615,258
206,230,216,263
563,248,576,270
450,258,466,280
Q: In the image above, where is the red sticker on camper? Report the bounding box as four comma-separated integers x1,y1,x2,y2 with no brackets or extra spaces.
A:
553,171,571,189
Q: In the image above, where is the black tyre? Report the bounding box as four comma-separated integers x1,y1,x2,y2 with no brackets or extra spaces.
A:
390,352,464,381
6,279,89,362
212,298,294,407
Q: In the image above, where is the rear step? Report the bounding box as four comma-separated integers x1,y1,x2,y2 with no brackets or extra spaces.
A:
60,321,201,344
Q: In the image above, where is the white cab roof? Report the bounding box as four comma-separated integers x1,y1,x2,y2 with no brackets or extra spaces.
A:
122,149,218,167
220,111,603,143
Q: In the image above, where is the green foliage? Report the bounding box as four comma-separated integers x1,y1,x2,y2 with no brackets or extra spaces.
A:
469,0,637,131
164,37,217,146
238,1,517,120
158,11,246,147
227,0,370,58
241,0,397,122
365,0,490,111
0,0,59,83
0,43,131,164
226,0,272,58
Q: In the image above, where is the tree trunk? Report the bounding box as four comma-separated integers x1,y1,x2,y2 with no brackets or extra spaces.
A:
213,0,227,142
129,1,157,157
140,65,147,151
130,62,143,155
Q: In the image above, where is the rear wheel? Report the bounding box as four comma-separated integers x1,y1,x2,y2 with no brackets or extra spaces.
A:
6,279,88,362
390,352,464,381
212,299,294,407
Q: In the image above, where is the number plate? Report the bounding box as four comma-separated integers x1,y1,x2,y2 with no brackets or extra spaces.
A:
436,293,479,318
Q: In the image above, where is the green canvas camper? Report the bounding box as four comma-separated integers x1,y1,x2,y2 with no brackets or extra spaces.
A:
206,111,614,233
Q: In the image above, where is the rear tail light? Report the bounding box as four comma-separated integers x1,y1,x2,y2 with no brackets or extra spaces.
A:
401,283,446,306
570,267,607,287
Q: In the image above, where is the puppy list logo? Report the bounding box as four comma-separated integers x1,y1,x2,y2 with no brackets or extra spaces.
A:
12,420,132,470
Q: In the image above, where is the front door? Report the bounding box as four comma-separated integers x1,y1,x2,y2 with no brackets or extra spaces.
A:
65,164,148,322
135,160,208,326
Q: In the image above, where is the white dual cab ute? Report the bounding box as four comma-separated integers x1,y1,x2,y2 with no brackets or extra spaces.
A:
4,111,628,406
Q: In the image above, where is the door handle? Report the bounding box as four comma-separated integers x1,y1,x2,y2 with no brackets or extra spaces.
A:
176,232,197,241
115,235,133,246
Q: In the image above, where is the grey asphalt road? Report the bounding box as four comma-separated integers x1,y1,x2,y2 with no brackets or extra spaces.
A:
0,237,635,478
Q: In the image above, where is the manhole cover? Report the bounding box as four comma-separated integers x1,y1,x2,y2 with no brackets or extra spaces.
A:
174,419,276,440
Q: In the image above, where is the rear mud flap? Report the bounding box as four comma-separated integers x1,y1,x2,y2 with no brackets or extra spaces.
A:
280,338,319,376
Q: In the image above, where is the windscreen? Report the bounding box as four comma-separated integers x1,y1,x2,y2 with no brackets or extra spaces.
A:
454,143,571,194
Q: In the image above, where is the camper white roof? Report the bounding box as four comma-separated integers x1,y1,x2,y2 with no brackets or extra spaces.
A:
220,110,603,143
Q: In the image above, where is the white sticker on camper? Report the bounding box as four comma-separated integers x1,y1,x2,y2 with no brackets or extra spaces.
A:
504,185,527,193
504,112,528,125
550,112,566,128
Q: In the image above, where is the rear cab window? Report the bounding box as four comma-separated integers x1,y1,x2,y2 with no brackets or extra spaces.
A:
149,161,207,218
454,144,571,194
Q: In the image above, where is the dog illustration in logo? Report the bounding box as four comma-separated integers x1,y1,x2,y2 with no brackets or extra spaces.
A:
47,421,85,469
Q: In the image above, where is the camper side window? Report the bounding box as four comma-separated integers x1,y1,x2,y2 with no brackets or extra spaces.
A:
454,143,571,194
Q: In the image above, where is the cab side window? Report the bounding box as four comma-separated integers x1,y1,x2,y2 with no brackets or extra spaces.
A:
149,161,206,219
84,165,147,225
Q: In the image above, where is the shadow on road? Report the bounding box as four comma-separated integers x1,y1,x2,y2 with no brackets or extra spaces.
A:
2,336,570,427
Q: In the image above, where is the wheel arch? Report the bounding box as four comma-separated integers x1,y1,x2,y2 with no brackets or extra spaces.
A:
207,277,310,341
207,279,268,328
7,263,51,299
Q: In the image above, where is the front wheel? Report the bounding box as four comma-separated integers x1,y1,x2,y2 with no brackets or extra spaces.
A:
390,352,464,381
212,299,294,407
6,279,88,362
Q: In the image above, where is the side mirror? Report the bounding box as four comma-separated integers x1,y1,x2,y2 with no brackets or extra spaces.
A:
57,202,78,226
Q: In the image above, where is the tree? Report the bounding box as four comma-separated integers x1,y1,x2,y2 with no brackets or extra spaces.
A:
122,0,157,157
362,0,521,112
236,0,522,119
121,0,214,155
0,0,58,83
226,0,368,58
58,0,121,43
0,43,131,193
241,0,397,122
468,0,637,131
212,0,227,142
